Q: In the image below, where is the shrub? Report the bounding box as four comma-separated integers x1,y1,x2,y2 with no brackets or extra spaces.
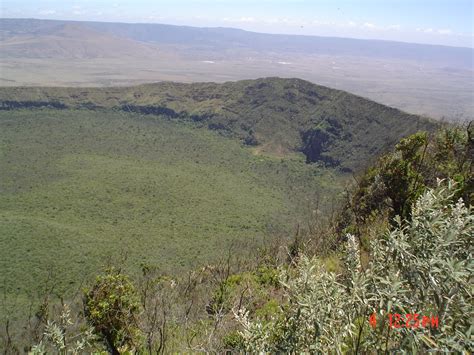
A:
222,330,245,351
349,127,470,225
235,180,473,352
30,303,96,355
83,268,142,354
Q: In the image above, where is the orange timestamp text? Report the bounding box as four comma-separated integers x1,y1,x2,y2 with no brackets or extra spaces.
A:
369,313,439,329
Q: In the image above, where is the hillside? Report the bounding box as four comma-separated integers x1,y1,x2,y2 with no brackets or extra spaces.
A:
2,18,472,67
0,107,343,322
2,122,471,353
0,78,437,171
1,19,472,121
0,78,435,335
0,23,168,59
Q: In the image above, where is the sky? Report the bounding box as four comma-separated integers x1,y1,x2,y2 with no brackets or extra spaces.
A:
2,0,473,47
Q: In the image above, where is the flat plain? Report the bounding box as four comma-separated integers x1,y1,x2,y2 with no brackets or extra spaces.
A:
1,55,472,121
1,18,472,121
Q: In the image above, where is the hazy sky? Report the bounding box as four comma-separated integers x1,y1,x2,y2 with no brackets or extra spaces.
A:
2,0,473,47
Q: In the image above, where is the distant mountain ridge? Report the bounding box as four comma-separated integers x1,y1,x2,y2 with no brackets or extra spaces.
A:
0,22,172,59
1,18,472,68
1,18,472,122
0,77,437,171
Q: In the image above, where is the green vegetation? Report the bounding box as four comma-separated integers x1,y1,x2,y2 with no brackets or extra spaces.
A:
237,180,473,352
29,305,96,354
2,19,474,122
1,78,467,353
84,268,141,353
1,125,471,353
0,107,339,325
0,77,436,171
337,125,473,250
231,126,472,352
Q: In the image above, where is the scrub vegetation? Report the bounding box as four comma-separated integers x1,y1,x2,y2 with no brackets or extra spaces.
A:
0,78,470,352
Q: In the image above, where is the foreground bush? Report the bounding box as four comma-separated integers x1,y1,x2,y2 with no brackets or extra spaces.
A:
236,180,473,352
30,303,96,355
83,268,142,354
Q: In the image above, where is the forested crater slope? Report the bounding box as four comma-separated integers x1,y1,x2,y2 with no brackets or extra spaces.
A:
0,77,436,171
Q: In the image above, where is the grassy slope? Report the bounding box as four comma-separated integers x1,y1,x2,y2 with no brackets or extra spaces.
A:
0,77,437,171
0,108,339,319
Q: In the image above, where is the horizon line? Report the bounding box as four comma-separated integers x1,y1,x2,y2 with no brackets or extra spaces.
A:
2,16,473,50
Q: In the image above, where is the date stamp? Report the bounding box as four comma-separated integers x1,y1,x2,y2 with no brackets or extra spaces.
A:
369,313,439,329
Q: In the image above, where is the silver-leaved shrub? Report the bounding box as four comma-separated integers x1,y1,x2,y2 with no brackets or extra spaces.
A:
235,180,473,353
